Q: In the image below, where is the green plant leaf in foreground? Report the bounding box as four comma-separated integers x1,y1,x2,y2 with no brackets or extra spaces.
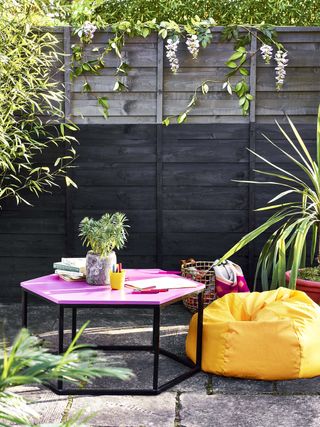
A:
0,325,134,426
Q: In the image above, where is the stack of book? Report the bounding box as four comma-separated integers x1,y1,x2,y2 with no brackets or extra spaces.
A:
53,258,86,281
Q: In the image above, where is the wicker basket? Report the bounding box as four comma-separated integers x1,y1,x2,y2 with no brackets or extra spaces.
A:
181,259,217,313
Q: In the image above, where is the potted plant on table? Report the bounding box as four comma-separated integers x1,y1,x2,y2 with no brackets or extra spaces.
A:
220,107,320,302
79,212,129,285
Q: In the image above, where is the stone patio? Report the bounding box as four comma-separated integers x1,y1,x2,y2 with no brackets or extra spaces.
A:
2,302,320,427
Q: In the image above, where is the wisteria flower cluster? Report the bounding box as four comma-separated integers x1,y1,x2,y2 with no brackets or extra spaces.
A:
260,44,273,64
186,34,200,59
166,38,180,73
77,21,97,41
274,50,288,90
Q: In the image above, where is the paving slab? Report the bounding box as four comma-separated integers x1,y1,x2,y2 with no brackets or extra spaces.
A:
10,385,69,425
63,351,188,391
211,375,274,394
4,302,320,427
171,372,210,393
277,377,320,394
0,303,58,342
180,393,320,427
69,393,176,427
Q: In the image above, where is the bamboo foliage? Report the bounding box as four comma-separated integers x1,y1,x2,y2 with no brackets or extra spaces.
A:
0,0,78,208
220,106,320,290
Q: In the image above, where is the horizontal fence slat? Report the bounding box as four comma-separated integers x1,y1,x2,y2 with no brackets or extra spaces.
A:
163,232,249,255
163,163,248,186
256,92,320,116
163,139,249,163
74,164,156,186
73,70,157,93
67,185,156,209
73,209,156,232
163,210,248,233
163,186,248,210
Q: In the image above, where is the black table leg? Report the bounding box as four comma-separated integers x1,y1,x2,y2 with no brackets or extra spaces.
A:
196,291,204,368
152,306,160,391
72,307,77,340
22,290,28,328
58,305,64,390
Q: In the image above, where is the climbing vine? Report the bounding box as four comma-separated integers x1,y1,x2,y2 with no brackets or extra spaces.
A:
68,13,286,124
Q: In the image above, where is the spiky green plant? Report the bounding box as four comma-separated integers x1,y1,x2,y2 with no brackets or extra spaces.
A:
0,323,133,426
79,212,129,258
220,106,320,291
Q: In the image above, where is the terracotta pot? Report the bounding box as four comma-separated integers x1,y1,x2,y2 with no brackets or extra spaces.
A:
285,270,320,304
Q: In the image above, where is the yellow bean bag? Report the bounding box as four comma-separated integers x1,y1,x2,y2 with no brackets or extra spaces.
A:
186,287,320,380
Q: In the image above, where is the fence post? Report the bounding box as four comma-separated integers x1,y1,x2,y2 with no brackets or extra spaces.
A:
63,26,71,120
63,26,73,257
248,31,257,283
156,36,164,267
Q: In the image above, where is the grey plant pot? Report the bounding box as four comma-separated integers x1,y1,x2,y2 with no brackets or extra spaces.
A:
86,251,117,285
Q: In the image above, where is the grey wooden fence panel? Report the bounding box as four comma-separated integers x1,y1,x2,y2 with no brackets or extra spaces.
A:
68,28,320,124
255,30,320,124
71,31,158,123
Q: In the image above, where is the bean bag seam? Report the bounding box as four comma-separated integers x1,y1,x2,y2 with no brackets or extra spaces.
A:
291,319,303,378
221,322,232,375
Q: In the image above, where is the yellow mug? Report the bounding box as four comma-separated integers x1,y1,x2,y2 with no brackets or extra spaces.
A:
110,270,126,290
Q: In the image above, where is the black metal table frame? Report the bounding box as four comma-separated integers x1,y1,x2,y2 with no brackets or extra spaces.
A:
21,289,204,395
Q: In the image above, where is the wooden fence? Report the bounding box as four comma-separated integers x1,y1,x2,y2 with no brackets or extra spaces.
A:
0,27,319,300
63,27,320,124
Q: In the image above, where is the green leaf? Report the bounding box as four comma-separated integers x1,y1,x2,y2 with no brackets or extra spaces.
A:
228,50,244,61
226,61,237,68
311,224,317,264
235,82,243,92
317,105,320,168
239,68,249,76
162,117,170,126
220,210,292,263
159,28,167,39
201,83,209,94
277,237,286,287
289,219,314,288
177,113,187,124
98,96,109,108
239,96,246,106
65,176,78,188
82,81,92,93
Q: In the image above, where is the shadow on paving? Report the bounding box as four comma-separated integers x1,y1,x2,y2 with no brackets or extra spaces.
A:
2,303,320,426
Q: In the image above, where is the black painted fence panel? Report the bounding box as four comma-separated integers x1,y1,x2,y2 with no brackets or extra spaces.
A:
0,122,316,300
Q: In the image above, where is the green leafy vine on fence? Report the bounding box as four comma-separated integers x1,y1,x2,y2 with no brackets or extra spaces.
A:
68,14,286,123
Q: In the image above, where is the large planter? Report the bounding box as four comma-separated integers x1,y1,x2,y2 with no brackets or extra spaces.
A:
86,251,117,285
285,270,320,304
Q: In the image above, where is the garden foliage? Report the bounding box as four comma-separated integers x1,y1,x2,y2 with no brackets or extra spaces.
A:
0,323,133,426
220,108,320,291
0,0,78,208
57,0,320,27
